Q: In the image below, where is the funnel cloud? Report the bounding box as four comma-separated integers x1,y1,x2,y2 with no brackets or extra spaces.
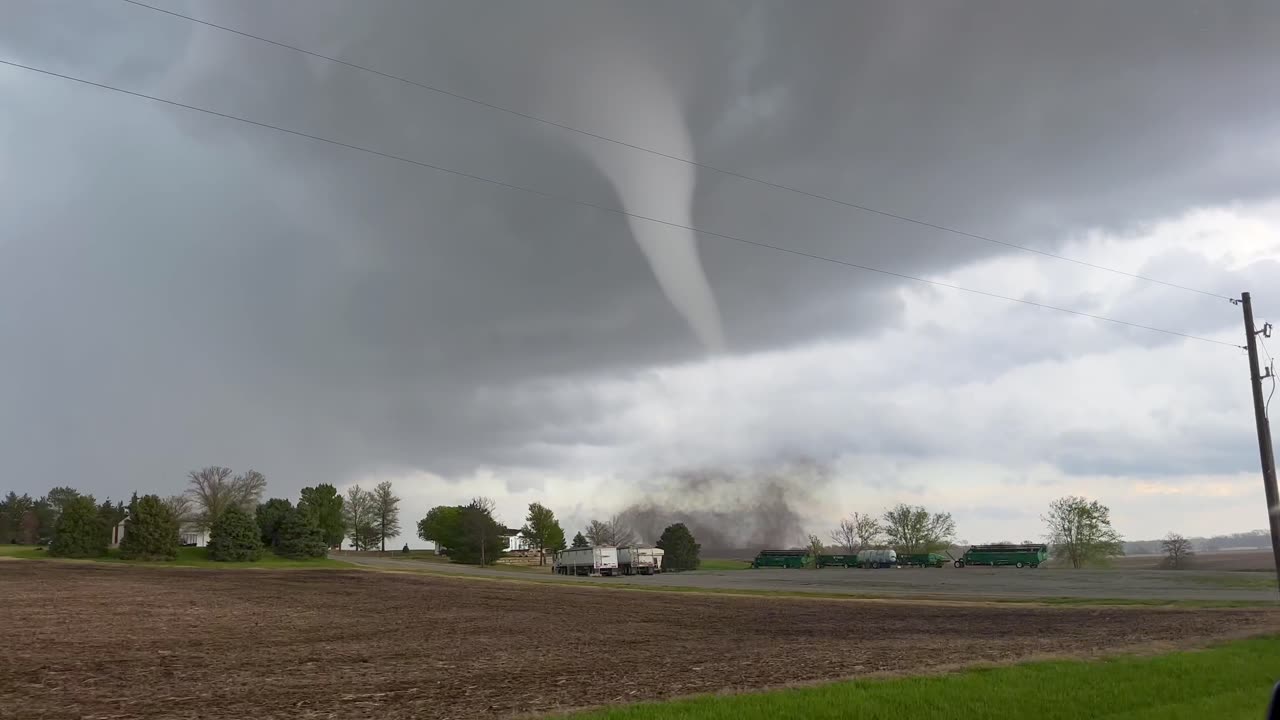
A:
568,58,727,351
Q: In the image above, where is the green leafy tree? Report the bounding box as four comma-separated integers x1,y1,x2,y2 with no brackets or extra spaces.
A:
118,494,180,561
255,498,294,548
520,502,566,565
546,524,567,555
46,486,82,517
49,496,107,558
32,497,56,545
298,484,345,549
656,523,700,571
1,493,35,544
372,481,402,552
1044,496,1124,568
274,508,327,559
571,531,589,548
416,500,505,565
97,499,127,547
882,504,956,555
207,506,263,562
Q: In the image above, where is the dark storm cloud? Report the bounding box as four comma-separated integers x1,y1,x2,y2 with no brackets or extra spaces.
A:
2,0,1279,498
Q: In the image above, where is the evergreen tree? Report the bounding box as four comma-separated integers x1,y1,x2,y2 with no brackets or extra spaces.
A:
49,496,108,558
656,523,700,571
274,508,327,559
298,484,345,549
255,498,294,548
118,494,180,561
207,506,263,562
571,531,589,548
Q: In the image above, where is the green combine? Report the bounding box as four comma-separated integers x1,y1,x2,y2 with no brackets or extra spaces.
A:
955,543,1048,568
751,549,809,568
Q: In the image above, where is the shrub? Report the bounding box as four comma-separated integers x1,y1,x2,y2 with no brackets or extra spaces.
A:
48,496,108,558
274,509,327,559
118,494,179,561
207,506,263,562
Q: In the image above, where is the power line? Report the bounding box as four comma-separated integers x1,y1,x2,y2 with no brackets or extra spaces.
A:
0,58,1243,350
117,0,1235,303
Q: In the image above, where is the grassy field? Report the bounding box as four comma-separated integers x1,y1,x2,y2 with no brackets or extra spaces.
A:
698,558,753,571
0,544,350,568
1187,573,1278,590
569,637,1280,720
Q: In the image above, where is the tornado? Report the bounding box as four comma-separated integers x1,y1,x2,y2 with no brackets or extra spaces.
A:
560,59,727,352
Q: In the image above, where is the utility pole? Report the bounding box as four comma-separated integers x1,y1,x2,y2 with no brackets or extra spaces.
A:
1239,292,1280,592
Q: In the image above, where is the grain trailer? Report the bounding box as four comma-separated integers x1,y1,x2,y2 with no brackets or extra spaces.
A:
954,543,1047,568
554,546,619,576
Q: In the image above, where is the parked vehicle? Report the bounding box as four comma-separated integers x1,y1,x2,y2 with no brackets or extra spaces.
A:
856,548,898,568
816,553,857,568
553,546,619,576
751,549,809,568
954,543,1047,568
617,546,664,575
897,552,947,568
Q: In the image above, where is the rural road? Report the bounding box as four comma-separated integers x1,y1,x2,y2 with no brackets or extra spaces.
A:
337,554,1280,602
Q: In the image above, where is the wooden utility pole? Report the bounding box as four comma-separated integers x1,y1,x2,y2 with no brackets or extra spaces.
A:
1240,292,1280,592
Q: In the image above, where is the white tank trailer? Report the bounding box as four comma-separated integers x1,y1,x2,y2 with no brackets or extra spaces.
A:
617,546,664,575
553,546,619,576
858,549,898,569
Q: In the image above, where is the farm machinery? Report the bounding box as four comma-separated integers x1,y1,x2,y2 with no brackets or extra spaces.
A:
952,543,1048,568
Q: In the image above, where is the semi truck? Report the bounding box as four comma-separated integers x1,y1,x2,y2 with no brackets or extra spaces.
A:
617,546,664,575
553,546,619,576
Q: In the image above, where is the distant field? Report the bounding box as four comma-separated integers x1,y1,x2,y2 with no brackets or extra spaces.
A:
1108,550,1277,572
0,544,349,569
569,637,1280,720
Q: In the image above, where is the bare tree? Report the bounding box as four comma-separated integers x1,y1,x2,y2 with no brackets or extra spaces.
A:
162,495,194,525
1160,532,1195,570
186,467,266,529
371,481,401,553
584,514,636,546
808,534,825,569
343,485,378,551
831,512,882,553
830,518,858,554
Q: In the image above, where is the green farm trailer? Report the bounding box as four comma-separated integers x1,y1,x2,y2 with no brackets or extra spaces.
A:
897,553,947,568
954,543,1047,568
751,549,809,568
816,553,858,568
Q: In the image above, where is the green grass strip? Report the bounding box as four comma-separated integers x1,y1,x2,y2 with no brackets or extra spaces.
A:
568,637,1280,720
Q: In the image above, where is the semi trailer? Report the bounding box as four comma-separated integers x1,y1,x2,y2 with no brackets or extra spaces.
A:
617,546,664,575
553,546,619,576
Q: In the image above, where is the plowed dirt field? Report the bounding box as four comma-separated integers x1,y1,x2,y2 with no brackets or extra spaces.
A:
3,562,1277,719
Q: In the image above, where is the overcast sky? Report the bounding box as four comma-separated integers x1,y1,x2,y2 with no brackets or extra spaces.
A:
3,0,1279,548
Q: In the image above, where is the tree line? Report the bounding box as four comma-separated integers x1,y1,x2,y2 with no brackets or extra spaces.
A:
416,501,702,571
821,496,1202,570
0,467,403,563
